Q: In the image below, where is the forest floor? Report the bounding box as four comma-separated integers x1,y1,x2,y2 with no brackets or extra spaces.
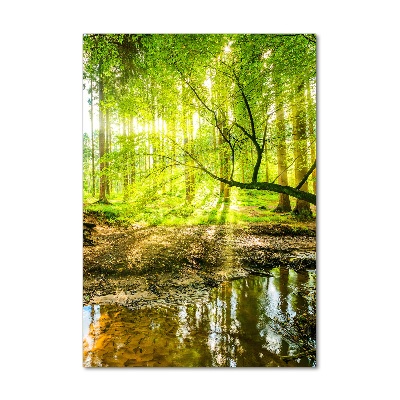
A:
83,215,316,309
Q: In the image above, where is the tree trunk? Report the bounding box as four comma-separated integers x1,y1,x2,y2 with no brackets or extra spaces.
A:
105,108,110,196
129,116,136,186
108,112,113,194
123,118,129,201
274,104,291,212
168,116,176,193
90,79,95,197
218,111,230,200
310,139,316,195
189,116,195,200
292,82,311,216
265,144,269,183
97,67,108,203
184,114,194,203
149,119,154,190
218,125,225,197
306,82,316,195
252,145,263,184
160,118,166,194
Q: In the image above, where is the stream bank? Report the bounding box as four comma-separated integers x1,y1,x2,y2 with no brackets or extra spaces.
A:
83,220,316,309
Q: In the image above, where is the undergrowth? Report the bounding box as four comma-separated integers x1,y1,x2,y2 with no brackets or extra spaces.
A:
83,186,316,228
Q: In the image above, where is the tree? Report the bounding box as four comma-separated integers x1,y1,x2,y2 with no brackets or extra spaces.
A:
83,34,145,203
273,77,292,212
89,79,96,197
163,34,316,205
83,34,317,206
292,81,312,215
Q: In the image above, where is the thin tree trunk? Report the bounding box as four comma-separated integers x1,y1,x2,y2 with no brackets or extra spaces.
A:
105,108,110,196
310,140,316,195
274,105,291,212
306,82,316,195
123,119,129,201
108,114,113,194
97,65,108,203
218,111,230,200
219,129,224,196
149,118,154,189
241,157,245,183
168,117,176,193
292,82,311,215
90,79,95,197
160,117,166,194
189,116,195,198
129,116,135,186
183,114,193,203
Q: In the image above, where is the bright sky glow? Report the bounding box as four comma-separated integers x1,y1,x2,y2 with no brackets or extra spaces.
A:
224,41,233,53
262,50,272,59
203,77,212,90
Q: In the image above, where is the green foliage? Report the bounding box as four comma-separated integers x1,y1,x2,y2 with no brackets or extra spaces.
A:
84,185,314,228
83,34,316,209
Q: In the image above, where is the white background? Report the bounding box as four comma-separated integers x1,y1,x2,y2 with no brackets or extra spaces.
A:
1,1,399,399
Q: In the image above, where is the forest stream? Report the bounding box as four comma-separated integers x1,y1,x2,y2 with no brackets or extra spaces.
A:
83,221,316,367
84,270,315,367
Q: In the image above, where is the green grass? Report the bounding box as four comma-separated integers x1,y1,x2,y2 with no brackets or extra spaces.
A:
84,186,315,227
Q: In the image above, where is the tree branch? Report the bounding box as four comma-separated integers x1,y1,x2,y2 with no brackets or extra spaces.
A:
295,159,316,190
271,139,316,183
234,121,253,141
232,70,256,138
170,138,316,205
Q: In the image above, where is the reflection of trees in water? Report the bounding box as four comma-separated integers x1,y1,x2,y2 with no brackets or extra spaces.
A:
204,277,288,367
82,271,315,367
279,267,290,357
269,269,316,366
83,305,102,366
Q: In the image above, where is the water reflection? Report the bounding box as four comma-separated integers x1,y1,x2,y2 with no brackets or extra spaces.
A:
83,268,316,367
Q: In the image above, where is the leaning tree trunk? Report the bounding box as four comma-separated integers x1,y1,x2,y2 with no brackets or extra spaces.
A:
292,82,311,216
274,104,291,212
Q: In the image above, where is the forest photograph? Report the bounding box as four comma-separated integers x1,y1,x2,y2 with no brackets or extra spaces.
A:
82,33,317,367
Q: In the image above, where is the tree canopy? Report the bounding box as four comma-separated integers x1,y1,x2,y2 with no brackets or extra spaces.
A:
83,34,316,208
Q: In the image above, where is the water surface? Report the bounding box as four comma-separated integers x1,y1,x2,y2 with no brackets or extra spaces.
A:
83,268,315,367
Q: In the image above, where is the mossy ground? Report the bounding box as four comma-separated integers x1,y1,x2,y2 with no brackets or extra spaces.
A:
84,187,316,229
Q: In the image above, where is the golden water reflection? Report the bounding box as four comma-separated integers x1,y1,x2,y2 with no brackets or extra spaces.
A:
83,268,316,367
